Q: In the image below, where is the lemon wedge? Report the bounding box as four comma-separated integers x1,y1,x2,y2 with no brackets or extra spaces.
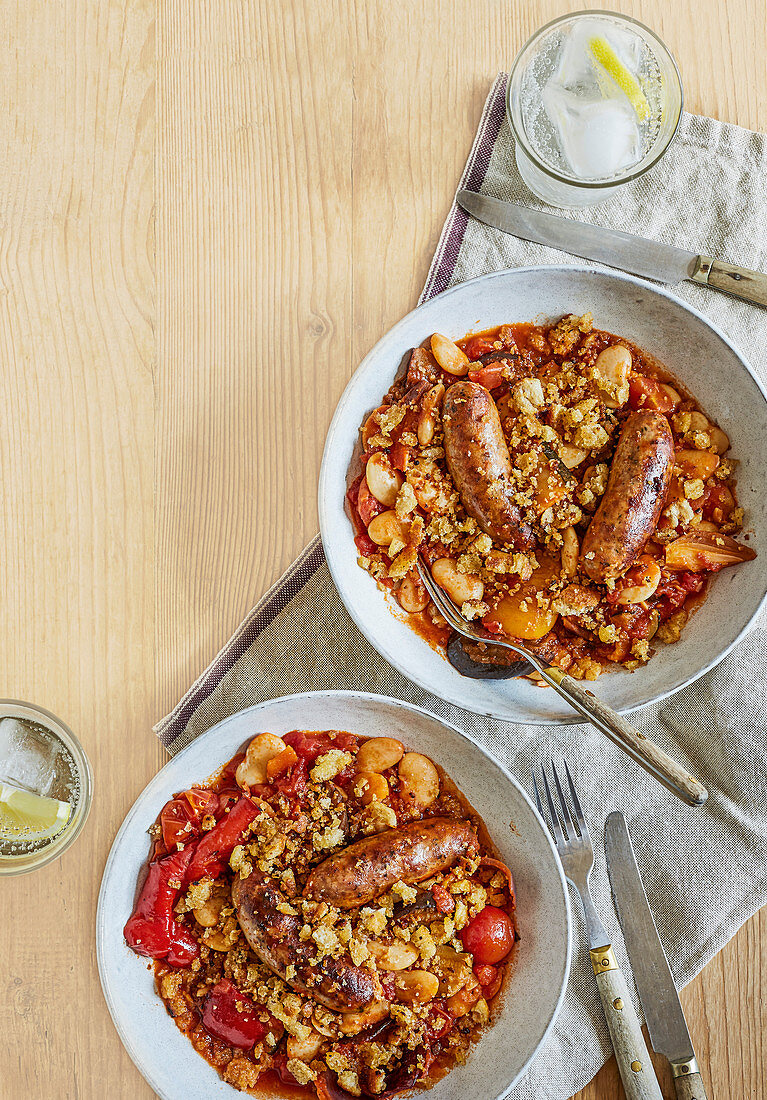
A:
589,35,650,122
0,782,71,842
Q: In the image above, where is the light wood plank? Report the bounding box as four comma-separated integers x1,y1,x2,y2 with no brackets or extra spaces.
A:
0,0,764,1097
0,0,156,1098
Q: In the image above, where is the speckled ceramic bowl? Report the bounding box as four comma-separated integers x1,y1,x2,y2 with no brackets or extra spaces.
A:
319,266,767,723
97,691,571,1100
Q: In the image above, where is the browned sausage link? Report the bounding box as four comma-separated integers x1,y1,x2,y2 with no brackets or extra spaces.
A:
303,817,479,909
232,871,381,1012
442,381,534,549
581,410,674,583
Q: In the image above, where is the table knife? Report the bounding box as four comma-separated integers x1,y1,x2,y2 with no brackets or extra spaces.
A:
605,811,709,1100
457,189,767,309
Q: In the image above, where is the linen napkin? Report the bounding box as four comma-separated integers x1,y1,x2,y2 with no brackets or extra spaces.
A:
156,75,767,1100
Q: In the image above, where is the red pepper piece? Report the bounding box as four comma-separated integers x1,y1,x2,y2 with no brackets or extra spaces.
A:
186,795,259,882
123,845,199,966
201,979,267,1049
431,883,455,914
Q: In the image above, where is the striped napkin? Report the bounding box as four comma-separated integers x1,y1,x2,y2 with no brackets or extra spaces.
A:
156,75,767,1100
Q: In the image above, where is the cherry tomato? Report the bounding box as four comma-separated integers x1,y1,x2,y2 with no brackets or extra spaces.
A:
160,798,200,851
283,730,356,761
474,964,503,999
460,906,515,964
201,980,266,1049
467,364,505,391
461,335,497,360
628,376,676,413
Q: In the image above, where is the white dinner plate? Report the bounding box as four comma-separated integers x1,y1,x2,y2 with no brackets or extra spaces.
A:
97,691,572,1100
319,266,767,723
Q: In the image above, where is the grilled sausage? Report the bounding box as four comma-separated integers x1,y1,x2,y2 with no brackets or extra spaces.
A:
442,381,534,548
232,870,381,1012
303,817,479,909
581,410,673,583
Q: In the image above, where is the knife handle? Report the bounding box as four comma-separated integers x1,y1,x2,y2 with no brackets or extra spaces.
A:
691,256,767,308
590,945,663,1100
670,1058,709,1100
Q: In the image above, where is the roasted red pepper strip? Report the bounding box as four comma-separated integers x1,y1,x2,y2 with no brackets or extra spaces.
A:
201,979,267,1049
185,795,259,882
123,845,199,966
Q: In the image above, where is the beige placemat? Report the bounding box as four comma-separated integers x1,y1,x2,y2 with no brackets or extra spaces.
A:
156,75,767,1100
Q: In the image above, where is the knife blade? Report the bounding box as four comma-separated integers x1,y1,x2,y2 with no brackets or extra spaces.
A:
456,189,767,309
605,811,709,1100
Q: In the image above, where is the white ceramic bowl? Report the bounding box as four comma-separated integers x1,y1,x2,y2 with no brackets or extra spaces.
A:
319,267,767,723
97,691,571,1100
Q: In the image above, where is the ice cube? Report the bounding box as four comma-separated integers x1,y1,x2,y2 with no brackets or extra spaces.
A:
0,717,58,796
554,19,642,95
542,84,641,179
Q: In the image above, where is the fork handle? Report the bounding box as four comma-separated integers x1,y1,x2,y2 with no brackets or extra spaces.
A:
538,667,708,806
590,945,664,1100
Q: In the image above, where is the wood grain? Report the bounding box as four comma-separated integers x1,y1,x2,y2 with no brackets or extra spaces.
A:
0,0,764,1097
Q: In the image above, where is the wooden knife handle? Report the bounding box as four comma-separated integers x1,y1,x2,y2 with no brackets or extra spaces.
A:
590,946,663,1100
692,256,767,308
671,1060,710,1100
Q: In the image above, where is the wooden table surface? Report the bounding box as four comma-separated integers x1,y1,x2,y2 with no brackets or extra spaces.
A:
1,1,764,1097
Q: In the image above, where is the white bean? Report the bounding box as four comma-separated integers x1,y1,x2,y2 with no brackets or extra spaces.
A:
368,940,419,970
353,770,389,805
431,557,484,605
367,509,407,546
675,449,720,479
417,383,445,446
365,452,403,507
398,752,440,807
616,556,662,605
687,410,710,432
708,425,729,454
593,345,631,407
193,894,226,928
339,1002,390,1036
236,732,287,787
287,1031,324,1061
430,333,469,376
356,737,404,773
395,970,439,1004
398,571,429,613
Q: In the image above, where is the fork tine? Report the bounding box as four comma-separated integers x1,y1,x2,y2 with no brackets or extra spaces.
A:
417,561,463,629
550,760,575,841
531,772,545,819
563,758,590,844
540,768,565,847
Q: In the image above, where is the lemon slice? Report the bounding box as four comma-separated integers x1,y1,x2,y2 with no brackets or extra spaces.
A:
0,782,71,842
588,35,650,122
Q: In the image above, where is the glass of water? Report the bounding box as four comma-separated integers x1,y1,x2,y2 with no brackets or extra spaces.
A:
507,11,683,208
0,700,92,875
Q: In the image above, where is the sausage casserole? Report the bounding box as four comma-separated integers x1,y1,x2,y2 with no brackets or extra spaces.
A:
347,314,756,680
124,729,517,1097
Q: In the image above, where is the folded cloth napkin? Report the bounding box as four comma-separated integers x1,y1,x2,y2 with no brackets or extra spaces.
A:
156,74,767,1100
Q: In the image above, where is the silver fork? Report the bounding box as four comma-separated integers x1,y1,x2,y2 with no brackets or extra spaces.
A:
417,558,707,807
534,761,663,1100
